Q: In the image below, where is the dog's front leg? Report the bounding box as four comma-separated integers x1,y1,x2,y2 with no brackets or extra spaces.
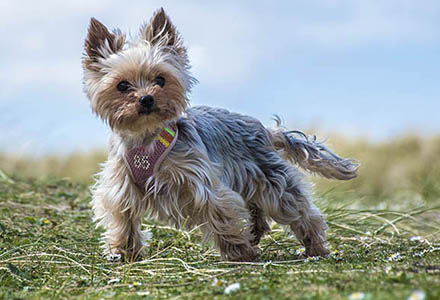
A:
91,159,148,261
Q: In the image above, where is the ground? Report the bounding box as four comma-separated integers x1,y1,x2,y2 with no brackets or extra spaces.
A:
1,136,440,299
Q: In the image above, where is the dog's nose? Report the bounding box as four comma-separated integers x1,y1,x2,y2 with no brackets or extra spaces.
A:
139,95,155,108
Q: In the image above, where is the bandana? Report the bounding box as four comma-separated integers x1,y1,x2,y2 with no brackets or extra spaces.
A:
124,123,178,189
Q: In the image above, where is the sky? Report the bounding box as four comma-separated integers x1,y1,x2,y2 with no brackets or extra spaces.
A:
0,0,439,155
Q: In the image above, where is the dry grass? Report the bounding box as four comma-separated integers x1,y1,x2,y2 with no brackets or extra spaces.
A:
2,134,439,201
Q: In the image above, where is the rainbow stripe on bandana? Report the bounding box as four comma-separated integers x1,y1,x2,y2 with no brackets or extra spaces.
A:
158,126,176,148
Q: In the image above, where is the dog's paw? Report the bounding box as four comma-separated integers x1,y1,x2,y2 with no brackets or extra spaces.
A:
305,244,330,258
225,244,259,262
124,249,146,262
106,253,123,262
105,247,145,263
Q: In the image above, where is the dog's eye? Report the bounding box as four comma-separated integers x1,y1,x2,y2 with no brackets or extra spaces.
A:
117,81,130,92
154,76,165,88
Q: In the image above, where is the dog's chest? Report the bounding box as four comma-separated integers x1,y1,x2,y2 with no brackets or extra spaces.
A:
124,124,178,189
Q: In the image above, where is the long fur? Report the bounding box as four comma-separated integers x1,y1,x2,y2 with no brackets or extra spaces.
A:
270,117,359,180
82,8,359,262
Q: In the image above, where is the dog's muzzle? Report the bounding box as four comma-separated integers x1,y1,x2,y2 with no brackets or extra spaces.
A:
139,95,155,114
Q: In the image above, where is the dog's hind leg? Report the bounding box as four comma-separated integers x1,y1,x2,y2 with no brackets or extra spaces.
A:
282,182,329,257
198,185,259,262
248,202,270,245
256,151,329,257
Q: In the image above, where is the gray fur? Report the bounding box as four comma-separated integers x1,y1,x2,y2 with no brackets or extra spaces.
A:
270,117,359,180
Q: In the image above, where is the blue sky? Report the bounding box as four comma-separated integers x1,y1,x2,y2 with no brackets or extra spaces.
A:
0,0,439,155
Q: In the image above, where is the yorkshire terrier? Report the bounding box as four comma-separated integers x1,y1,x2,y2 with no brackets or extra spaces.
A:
82,8,359,262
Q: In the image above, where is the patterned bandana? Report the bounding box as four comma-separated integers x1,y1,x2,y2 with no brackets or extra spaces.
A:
124,123,178,189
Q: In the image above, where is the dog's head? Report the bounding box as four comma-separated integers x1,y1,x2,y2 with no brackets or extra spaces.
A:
82,8,196,135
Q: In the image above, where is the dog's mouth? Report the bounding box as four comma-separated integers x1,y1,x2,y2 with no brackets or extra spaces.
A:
138,106,159,115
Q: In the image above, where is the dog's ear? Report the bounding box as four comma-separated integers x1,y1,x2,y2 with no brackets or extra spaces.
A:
140,8,186,56
84,18,125,69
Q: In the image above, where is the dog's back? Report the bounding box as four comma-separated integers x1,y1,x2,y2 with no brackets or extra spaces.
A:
183,106,275,192
184,105,358,186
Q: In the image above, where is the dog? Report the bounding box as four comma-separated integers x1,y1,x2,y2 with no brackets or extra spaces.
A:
82,8,359,262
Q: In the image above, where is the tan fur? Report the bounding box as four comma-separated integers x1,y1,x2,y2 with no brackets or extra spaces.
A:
93,66,186,133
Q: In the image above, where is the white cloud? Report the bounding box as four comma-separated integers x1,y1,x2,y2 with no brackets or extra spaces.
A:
0,0,438,97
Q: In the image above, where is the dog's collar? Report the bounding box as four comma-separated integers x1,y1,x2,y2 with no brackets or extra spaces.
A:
124,123,178,189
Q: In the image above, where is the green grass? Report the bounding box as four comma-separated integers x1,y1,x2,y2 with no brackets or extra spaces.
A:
1,173,439,300
1,135,440,299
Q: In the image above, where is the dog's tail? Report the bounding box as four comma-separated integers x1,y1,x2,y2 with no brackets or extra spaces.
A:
269,118,359,180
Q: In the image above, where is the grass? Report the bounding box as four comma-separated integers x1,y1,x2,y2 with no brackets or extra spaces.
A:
1,135,440,299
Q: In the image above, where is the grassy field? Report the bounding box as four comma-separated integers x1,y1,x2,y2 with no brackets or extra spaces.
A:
1,135,440,299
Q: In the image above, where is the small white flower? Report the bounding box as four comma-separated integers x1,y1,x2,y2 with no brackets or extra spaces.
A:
212,278,224,287
137,290,150,296
128,281,142,288
413,251,424,258
410,236,425,243
359,236,370,241
107,278,121,285
304,256,320,263
348,292,365,300
106,253,122,262
263,260,272,269
295,247,306,256
385,266,392,274
224,282,240,294
427,246,439,253
387,252,401,261
407,290,426,300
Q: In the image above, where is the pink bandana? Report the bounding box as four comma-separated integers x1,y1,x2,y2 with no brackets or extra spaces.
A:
124,123,178,189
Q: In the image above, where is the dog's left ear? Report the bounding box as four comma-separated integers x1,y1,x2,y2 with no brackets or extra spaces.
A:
140,8,186,57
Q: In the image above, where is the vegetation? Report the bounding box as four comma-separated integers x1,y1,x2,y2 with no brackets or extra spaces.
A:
1,135,439,299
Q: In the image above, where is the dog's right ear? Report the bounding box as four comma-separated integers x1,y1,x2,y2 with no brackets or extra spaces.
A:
140,8,186,54
83,18,125,70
